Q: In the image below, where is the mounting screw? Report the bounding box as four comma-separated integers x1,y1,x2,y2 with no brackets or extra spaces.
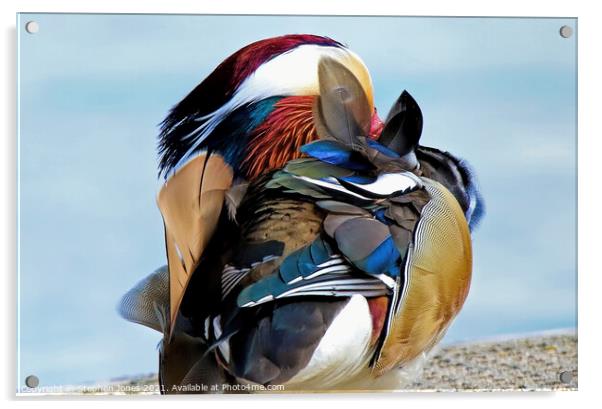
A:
559,370,573,384
25,21,39,34
25,375,39,388
559,25,573,39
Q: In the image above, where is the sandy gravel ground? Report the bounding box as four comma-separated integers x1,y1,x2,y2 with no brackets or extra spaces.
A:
407,332,577,391
20,332,576,394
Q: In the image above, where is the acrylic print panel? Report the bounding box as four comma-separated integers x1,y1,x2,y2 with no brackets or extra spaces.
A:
16,13,577,394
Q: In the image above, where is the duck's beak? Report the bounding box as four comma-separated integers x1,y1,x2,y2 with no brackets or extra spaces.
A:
369,110,384,140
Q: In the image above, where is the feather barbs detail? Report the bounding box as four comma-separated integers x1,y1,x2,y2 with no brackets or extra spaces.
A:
158,35,346,176
242,96,319,180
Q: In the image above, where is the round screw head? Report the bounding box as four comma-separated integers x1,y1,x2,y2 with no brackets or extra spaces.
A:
25,21,39,34
559,25,573,38
559,370,573,384
25,375,39,388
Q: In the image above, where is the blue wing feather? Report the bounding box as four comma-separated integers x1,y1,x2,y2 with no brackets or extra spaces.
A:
340,174,376,184
365,138,401,158
300,140,374,171
352,236,401,277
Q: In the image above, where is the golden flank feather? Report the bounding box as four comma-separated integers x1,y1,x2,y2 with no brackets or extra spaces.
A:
373,179,472,375
157,153,234,335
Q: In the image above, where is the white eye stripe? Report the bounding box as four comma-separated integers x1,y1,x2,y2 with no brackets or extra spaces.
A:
172,44,371,173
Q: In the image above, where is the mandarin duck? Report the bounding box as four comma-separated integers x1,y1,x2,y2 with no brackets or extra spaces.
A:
119,34,483,393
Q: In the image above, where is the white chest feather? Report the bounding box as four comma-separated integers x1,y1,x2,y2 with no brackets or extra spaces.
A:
285,294,374,389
